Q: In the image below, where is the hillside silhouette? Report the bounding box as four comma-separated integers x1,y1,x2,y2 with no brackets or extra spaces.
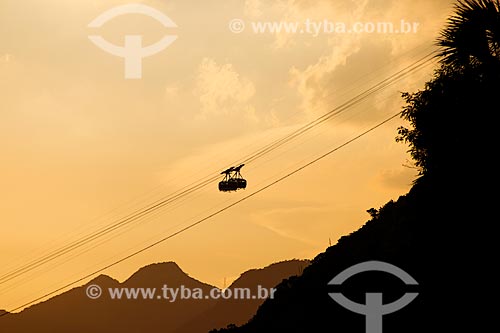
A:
175,260,309,333
0,260,308,333
213,182,483,332
213,1,500,332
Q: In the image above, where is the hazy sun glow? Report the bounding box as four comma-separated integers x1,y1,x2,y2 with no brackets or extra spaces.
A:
0,0,454,311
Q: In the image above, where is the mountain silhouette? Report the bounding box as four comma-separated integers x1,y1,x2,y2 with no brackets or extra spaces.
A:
175,260,309,333
0,260,308,333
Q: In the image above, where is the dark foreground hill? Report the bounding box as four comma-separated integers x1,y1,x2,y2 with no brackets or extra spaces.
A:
213,1,500,329
213,176,494,332
175,260,309,333
0,260,309,333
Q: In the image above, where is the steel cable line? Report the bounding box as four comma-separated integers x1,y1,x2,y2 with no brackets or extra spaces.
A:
1,42,436,277
0,53,435,287
0,111,402,316
237,52,436,165
0,175,220,284
0,52,436,287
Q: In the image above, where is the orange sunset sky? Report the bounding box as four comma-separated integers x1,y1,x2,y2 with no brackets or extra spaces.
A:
1,0,455,311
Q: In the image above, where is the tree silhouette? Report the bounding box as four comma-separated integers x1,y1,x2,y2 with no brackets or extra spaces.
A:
438,0,500,69
366,208,379,219
397,0,500,181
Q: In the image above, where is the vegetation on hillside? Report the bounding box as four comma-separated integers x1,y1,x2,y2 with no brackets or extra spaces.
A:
213,1,500,332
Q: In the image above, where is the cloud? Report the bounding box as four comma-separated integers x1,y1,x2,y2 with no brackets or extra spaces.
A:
164,83,180,99
250,204,367,248
244,0,264,19
0,54,13,63
375,167,417,190
274,0,453,120
289,37,362,115
195,58,257,120
257,0,369,49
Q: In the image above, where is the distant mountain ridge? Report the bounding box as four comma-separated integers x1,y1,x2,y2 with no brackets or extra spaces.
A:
175,260,309,333
0,260,309,333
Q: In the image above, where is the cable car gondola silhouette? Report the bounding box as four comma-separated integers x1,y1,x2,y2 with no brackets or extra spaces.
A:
219,164,247,192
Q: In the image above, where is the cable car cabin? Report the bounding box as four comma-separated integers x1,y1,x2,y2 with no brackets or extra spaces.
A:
218,178,247,192
219,164,247,192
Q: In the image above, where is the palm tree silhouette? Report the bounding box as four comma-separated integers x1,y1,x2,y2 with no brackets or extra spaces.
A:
438,0,500,69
